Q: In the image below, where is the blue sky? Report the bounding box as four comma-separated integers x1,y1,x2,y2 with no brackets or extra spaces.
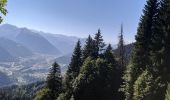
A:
2,0,146,44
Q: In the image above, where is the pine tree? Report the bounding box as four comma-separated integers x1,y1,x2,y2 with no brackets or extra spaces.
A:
67,40,82,79
94,29,105,57
73,57,97,100
117,24,125,69
122,0,159,99
116,25,126,100
152,0,170,82
150,0,170,98
73,48,119,100
104,44,116,65
103,44,123,100
61,40,82,100
47,62,62,100
82,35,96,60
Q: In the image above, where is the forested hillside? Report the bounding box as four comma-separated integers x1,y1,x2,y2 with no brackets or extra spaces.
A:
0,81,44,100
0,0,170,100
34,0,170,100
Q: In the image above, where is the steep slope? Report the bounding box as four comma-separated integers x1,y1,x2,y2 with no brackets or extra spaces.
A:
0,24,20,40
0,24,85,56
41,33,85,55
16,28,61,55
0,71,12,87
0,46,16,62
55,53,72,65
0,37,33,57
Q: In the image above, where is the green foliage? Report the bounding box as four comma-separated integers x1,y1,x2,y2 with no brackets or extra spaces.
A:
133,70,154,100
57,32,122,100
165,84,170,100
122,0,160,99
121,63,136,100
60,40,82,99
73,57,97,100
151,0,170,82
67,40,82,80
72,54,119,100
57,92,70,100
117,24,125,68
0,0,7,23
82,35,96,60
94,29,105,57
149,0,170,99
104,44,116,65
46,62,62,100
34,62,62,100
0,81,44,100
34,87,50,100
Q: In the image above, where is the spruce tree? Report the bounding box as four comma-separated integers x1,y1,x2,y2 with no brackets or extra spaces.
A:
152,0,170,82
150,0,170,98
73,57,97,100
103,44,123,100
117,24,125,69
104,44,116,65
122,0,159,99
62,40,82,100
94,29,105,57
47,62,62,100
73,57,115,100
82,35,96,60
67,40,82,79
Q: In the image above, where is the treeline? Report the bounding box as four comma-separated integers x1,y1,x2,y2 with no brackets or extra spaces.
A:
34,29,125,100
0,81,44,100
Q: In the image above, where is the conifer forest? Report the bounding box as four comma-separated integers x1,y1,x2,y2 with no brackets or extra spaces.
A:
0,0,170,100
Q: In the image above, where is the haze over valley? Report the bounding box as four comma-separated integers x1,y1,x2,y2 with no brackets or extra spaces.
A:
0,24,85,87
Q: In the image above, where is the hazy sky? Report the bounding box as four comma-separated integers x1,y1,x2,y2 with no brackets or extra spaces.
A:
2,0,146,44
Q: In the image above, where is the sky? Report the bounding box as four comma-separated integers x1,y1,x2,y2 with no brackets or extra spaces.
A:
2,0,146,44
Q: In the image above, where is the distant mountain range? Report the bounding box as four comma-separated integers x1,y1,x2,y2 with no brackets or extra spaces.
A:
0,24,84,60
0,24,122,87
0,24,84,87
0,37,33,58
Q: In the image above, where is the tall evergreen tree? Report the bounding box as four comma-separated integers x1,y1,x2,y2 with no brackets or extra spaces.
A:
152,0,170,82
104,44,124,100
67,40,82,79
150,0,170,98
94,29,105,57
73,57,116,100
73,57,97,100
117,24,125,69
47,62,62,100
82,35,96,60
104,44,116,65
122,0,159,100
61,40,82,100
